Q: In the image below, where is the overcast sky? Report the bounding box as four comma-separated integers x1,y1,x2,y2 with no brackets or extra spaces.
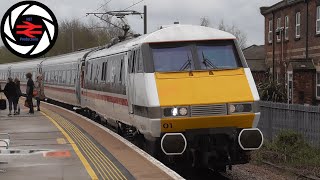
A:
0,0,279,47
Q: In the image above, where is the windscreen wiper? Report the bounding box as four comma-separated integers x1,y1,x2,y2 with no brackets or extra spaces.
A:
202,52,218,69
179,54,192,71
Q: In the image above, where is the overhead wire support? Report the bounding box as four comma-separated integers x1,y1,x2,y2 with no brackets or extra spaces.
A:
86,0,147,41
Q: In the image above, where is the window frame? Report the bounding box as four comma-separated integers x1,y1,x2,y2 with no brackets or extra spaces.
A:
268,20,273,44
277,18,281,41
317,6,320,34
296,12,301,38
317,72,320,99
285,15,289,40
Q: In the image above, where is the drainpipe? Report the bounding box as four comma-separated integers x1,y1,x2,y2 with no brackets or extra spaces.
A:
305,0,309,60
272,11,275,82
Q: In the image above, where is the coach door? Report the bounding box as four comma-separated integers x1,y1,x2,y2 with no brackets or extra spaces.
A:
127,50,138,114
75,59,82,105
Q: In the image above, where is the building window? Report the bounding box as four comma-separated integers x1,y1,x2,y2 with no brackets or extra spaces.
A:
317,6,320,34
277,18,281,41
268,20,273,43
296,12,301,38
285,16,289,40
317,72,320,98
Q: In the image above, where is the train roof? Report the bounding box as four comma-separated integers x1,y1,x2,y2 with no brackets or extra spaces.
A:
0,25,237,67
41,49,92,66
87,24,236,59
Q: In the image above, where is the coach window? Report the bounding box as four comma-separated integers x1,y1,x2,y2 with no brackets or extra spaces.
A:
101,62,105,81
137,49,144,73
130,51,136,73
47,71,50,83
54,71,57,84
62,70,66,84
66,70,70,85
101,61,108,81
50,71,53,83
119,59,124,83
70,70,75,85
58,71,62,84
90,63,93,81
56,71,60,84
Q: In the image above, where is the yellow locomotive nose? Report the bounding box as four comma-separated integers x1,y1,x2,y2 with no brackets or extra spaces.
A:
155,68,254,106
154,68,258,132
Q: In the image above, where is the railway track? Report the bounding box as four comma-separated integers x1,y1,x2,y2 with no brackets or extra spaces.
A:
175,167,231,180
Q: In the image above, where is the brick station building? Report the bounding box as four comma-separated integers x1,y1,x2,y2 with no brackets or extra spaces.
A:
260,0,320,105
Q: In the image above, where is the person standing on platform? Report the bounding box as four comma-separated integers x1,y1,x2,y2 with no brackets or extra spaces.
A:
14,78,22,115
35,74,44,111
26,73,34,114
3,77,18,116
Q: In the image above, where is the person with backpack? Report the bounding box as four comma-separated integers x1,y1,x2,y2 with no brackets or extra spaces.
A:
14,78,22,115
3,77,18,116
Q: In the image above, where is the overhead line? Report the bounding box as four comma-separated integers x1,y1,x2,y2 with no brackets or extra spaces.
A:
122,0,145,12
93,0,113,12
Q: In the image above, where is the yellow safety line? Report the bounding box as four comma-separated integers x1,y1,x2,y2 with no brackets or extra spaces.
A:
43,111,109,180
43,108,127,180
41,112,99,180
59,115,125,180
57,117,112,180
65,116,127,179
58,120,117,180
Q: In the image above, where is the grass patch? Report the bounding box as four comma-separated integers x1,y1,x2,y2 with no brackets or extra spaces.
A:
252,130,320,176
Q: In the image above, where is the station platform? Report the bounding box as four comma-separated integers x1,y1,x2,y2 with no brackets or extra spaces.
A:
0,101,183,180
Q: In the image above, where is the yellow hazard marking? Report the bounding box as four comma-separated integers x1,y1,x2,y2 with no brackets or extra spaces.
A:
41,112,98,180
56,138,66,144
42,109,127,180
57,114,126,180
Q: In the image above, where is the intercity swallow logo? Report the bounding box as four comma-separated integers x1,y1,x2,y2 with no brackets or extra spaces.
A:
1,1,58,58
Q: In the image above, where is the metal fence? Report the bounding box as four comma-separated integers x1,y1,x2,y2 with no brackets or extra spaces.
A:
257,101,320,147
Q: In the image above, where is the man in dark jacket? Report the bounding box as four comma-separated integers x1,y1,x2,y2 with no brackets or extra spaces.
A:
3,77,18,116
26,72,34,114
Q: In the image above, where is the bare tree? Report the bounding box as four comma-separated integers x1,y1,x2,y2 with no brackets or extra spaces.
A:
218,20,247,49
199,17,248,49
200,17,210,27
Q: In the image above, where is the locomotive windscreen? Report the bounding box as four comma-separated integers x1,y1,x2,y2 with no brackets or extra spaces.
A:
150,40,242,72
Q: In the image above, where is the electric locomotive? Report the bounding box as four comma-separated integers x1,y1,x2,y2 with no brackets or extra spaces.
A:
0,24,263,171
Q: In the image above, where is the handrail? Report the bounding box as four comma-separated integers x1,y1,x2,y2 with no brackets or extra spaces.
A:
0,140,8,149
0,133,10,141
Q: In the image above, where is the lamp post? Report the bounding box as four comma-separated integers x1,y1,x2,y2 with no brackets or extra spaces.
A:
276,27,290,103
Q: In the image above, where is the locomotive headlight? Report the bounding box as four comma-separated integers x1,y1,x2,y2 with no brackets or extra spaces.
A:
171,108,178,116
178,107,188,116
235,104,244,112
229,104,236,113
228,103,253,114
163,107,189,117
